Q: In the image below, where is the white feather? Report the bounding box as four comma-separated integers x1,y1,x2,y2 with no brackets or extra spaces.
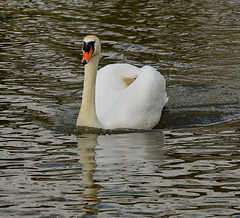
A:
96,64,167,129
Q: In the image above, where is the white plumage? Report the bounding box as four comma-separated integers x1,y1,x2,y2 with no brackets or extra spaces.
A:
96,64,167,129
77,35,168,130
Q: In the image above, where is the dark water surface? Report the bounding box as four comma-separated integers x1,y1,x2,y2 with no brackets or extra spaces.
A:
1,0,240,217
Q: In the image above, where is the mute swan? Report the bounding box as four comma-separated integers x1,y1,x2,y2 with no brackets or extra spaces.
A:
77,35,167,130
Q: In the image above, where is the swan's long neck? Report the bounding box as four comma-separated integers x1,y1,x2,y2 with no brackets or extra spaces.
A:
77,55,102,128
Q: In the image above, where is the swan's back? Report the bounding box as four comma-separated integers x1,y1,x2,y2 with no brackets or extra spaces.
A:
96,64,167,129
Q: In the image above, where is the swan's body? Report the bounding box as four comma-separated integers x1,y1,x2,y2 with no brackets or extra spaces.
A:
77,35,167,130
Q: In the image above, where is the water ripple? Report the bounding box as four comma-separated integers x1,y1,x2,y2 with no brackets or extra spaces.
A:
0,0,240,217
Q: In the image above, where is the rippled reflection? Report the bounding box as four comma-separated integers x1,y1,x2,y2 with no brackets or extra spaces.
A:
77,132,165,215
78,135,101,216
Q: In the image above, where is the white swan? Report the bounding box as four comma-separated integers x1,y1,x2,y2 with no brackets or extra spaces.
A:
77,35,168,130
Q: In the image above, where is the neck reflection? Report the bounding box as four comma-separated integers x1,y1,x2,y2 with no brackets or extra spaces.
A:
78,134,102,216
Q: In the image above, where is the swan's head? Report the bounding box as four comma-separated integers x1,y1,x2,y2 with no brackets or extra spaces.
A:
81,35,101,65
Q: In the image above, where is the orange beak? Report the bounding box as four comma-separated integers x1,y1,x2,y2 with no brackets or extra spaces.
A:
81,46,94,65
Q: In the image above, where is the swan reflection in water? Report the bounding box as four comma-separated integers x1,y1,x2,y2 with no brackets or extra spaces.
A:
78,134,102,216
78,132,165,216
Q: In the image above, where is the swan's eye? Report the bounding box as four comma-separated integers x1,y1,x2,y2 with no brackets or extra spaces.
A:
83,41,95,54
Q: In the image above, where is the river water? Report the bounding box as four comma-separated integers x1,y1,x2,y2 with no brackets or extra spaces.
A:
0,0,240,217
